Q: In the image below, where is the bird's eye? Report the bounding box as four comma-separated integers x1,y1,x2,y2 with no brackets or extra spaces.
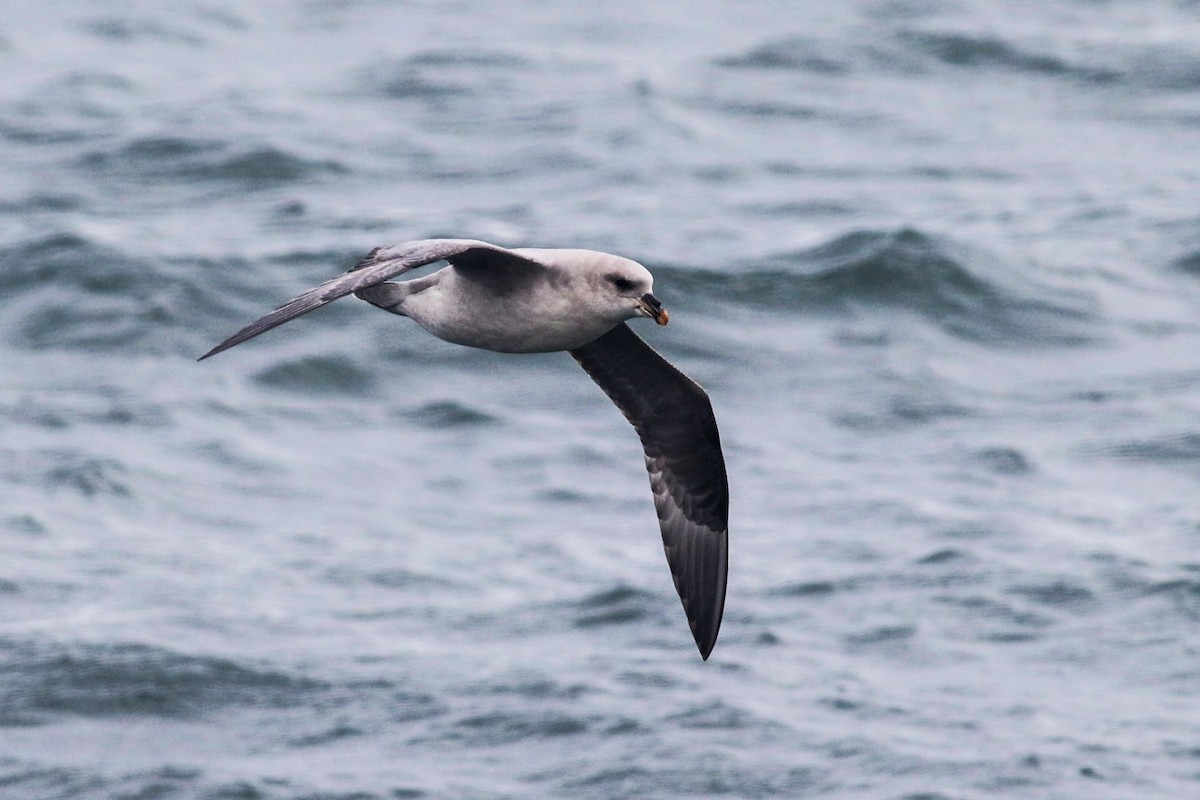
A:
608,275,636,292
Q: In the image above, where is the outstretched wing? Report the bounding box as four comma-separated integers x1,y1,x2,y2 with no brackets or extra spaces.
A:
569,323,729,659
198,238,533,360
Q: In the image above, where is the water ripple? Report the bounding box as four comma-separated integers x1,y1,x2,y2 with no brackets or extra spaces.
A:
253,355,379,396
78,136,347,187
661,228,1097,346
900,30,1119,83
0,639,325,723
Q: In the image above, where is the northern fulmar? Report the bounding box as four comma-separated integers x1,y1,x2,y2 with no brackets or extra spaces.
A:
200,239,729,659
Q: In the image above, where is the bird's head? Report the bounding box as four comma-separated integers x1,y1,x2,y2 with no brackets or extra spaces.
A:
590,256,669,327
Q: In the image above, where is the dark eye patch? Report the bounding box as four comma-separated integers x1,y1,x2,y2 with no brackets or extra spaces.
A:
608,274,636,292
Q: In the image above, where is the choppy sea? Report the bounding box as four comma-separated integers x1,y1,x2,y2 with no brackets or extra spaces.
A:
4,1,1200,798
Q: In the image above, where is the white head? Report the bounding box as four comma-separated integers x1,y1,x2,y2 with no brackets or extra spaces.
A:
576,251,669,327
493,246,670,351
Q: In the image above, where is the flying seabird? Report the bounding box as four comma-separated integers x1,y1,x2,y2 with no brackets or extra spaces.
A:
200,239,729,659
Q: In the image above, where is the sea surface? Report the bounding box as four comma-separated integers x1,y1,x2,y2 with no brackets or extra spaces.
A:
3,1,1200,798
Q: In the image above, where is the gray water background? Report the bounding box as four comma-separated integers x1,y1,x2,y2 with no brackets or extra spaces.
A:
3,1,1200,797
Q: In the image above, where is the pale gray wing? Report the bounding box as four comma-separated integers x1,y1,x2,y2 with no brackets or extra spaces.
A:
198,238,529,360
569,323,729,660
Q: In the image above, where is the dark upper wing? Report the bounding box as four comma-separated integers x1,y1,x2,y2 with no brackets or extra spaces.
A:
569,323,729,659
198,238,536,360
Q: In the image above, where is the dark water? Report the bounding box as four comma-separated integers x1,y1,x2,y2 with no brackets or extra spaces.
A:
4,1,1200,797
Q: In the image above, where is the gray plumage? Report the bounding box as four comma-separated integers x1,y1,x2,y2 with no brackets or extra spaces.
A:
200,239,729,659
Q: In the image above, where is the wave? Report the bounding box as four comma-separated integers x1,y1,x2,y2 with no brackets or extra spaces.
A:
970,446,1033,476
712,33,916,78
0,234,359,356
1009,579,1096,611
0,766,204,800
437,709,590,746
715,28,1200,92
78,136,347,187
0,639,325,724
571,585,660,629
399,400,500,429
659,228,1097,346
253,354,379,396
900,30,1118,83
0,234,190,354
1173,249,1200,277
0,233,141,297
714,36,850,75
0,448,131,498
906,28,1200,91
82,16,207,46
1099,433,1200,466
362,49,531,102
713,30,1079,80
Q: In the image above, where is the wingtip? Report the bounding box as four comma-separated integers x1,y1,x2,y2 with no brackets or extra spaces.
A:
196,344,225,362
689,585,726,661
695,629,719,661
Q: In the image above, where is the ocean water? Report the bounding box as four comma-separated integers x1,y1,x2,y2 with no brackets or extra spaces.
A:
3,1,1200,797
